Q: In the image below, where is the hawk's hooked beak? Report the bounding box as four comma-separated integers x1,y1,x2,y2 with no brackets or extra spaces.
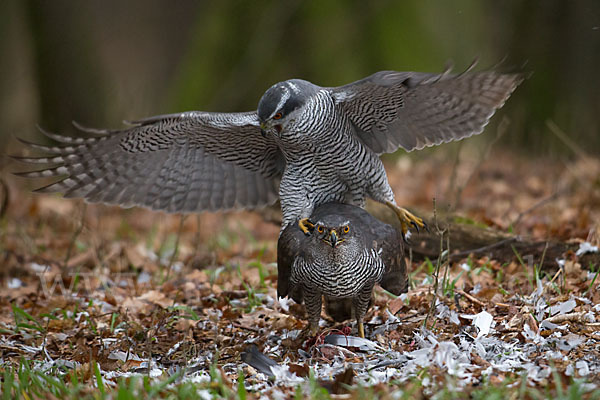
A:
260,122,282,137
260,122,267,138
328,230,338,248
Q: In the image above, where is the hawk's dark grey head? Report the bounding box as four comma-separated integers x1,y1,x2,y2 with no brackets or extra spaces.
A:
257,79,319,135
303,214,363,264
309,215,354,249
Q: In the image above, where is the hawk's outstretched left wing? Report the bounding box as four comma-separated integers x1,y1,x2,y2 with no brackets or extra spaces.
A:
331,64,524,154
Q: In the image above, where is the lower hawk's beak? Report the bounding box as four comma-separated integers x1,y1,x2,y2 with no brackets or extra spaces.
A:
329,230,338,247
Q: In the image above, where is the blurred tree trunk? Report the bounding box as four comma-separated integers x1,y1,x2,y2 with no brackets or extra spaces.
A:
488,0,600,154
24,0,108,133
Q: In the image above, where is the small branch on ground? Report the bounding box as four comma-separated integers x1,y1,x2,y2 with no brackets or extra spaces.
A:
457,290,485,307
64,203,87,269
166,215,186,280
423,198,448,330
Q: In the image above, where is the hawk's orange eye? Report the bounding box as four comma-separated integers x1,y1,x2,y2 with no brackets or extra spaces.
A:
317,226,324,233
343,226,350,234
273,112,283,120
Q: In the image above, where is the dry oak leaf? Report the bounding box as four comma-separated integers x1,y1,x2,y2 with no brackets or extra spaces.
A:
138,290,173,309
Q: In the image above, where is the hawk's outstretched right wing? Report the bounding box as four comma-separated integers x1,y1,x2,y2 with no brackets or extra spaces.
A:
15,111,285,212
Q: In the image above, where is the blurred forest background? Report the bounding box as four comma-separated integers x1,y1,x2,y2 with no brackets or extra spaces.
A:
1,0,599,159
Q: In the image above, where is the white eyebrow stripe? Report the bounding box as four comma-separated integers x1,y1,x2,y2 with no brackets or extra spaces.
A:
288,81,299,94
274,86,290,116
313,220,351,228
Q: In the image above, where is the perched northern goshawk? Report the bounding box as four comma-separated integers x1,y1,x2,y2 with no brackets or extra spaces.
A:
16,64,522,234
277,202,407,338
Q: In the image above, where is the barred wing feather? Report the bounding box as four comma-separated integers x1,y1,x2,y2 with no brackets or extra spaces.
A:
332,66,524,154
15,111,284,212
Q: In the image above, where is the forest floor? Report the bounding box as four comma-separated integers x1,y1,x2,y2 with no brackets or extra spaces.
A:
1,147,600,399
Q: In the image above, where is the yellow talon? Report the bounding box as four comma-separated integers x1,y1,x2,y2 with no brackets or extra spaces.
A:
298,218,314,235
385,201,426,237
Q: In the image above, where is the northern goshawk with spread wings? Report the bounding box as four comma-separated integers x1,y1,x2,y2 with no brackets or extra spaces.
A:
16,64,522,234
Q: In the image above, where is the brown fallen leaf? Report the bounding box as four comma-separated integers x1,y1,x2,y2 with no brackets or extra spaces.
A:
124,245,146,268
138,290,173,309
122,359,143,372
104,292,117,306
387,296,405,315
525,313,539,337
65,248,95,268
319,367,354,394
288,363,309,378
544,311,588,324
174,317,196,331
471,353,491,368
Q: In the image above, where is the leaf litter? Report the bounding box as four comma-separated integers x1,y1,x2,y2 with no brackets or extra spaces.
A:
1,149,600,397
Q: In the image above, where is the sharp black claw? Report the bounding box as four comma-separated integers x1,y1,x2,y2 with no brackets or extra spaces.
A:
410,221,420,233
401,232,411,245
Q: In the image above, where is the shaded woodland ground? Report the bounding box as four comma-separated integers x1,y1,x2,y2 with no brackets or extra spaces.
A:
1,140,599,398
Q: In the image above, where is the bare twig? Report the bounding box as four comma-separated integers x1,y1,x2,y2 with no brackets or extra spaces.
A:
451,237,518,259
548,267,562,285
546,120,587,158
539,242,549,274
457,290,485,307
511,190,567,227
423,198,448,329
441,225,451,296
64,203,87,269
232,322,260,333
166,215,186,280
146,321,154,378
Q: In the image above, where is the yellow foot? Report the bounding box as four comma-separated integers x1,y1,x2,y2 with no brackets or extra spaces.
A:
358,321,365,338
385,201,427,238
298,218,314,235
